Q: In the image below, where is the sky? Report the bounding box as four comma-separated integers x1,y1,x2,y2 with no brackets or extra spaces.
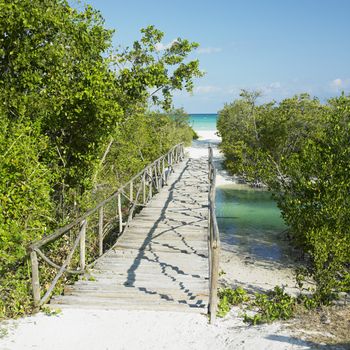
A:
76,0,350,113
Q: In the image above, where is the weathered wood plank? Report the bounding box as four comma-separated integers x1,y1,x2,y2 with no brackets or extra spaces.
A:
49,156,211,314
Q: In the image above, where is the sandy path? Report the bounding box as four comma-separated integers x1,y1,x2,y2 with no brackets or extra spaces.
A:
188,131,300,296
0,131,312,350
1,308,312,350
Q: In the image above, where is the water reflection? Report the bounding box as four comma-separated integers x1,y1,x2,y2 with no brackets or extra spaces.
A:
216,184,291,262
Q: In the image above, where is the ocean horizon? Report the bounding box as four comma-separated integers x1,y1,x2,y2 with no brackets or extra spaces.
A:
189,113,217,132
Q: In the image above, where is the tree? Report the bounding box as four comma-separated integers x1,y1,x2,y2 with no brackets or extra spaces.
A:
218,92,350,301
0,0,202,318
113,25,203,112
0,0,123,199
273,95,350,300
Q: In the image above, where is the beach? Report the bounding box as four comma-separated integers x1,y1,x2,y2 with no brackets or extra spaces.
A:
0,127,315,350
188,128,299,296
187,130,235,186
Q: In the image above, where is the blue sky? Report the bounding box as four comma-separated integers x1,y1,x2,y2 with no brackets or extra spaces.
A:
78,0,350,112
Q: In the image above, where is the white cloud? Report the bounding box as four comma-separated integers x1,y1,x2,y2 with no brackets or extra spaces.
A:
227,86,241,95
226,82,282,96
194,85,222,94
330,78,349,89
197,47,222,54
331,78,342,88
260,82,282,94
155,39,178,52
269,82,281,89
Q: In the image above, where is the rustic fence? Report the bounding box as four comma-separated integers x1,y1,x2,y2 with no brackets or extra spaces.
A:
28,143,185,308
208,145,220,324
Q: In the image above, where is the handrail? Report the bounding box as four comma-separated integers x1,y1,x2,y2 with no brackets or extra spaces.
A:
208,144,220,324
28,143,185,309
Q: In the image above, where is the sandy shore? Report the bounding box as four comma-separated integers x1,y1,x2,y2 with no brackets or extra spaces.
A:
186,130,235,186
187,130,299,296
0,130,312,350
1,307,313,350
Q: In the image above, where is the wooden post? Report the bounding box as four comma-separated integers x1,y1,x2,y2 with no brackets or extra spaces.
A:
153,164,158,191
118,193,123,234
162,158,165,186
142,173,146,204
79,220,87,270
159,161,163,188
167,154,170,181
130,181,133,202
149,167,153,199
156,162,160,190
30,250,41,309
209,245,220,324
208,145,220,324
169,152,173,173
98,206,104,256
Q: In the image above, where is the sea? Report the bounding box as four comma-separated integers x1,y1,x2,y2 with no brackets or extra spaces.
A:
188,113,218,131
189,113,289,263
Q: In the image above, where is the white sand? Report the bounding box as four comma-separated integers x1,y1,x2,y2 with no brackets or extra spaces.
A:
187,129,300,295
0,130,307,350
186,129,305,345
1,308,309,350
186,130,235,186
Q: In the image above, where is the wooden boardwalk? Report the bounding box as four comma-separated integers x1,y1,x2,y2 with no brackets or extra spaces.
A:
50,157,210,313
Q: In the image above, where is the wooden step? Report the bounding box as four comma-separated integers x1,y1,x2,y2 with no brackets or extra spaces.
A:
64,289,209,300
49,156,211,314
50,295,207,307
67,282,209,294
49,298,207,313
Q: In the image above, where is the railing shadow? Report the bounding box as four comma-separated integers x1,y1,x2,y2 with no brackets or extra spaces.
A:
121,158,209,309
28,143,185,308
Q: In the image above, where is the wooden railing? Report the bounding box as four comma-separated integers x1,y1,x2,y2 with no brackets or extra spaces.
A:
28,143,185,308
208,145,220,324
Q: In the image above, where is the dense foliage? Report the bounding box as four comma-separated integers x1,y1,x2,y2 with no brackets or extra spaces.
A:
217,286,296,324
217,92,350,302
0,0,201,318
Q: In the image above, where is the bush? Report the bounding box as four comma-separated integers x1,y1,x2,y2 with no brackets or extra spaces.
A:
0,0,201,319
217,285,296,325
217,287,249,318
0,119,53,318
217,92,350,301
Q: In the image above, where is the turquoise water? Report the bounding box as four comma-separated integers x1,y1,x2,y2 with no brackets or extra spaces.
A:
189,113,217,131
189,112,289,262
216,185,289,261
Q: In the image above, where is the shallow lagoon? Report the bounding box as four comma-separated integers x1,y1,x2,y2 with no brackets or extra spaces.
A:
216,184,291,263
189,115,291,265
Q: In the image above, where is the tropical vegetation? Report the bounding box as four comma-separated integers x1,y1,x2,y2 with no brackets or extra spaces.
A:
217,91,350,303
0,0,201,318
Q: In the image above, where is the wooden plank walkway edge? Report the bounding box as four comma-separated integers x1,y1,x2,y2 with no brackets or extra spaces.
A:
49,156,211,313
29,144,221,322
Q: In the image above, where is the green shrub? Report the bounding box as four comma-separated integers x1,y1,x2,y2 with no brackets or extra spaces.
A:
217,286,297,324
217,287,249,318
0,0,202,319
0,120,53,318
218,92,350,302
244,286,296,325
